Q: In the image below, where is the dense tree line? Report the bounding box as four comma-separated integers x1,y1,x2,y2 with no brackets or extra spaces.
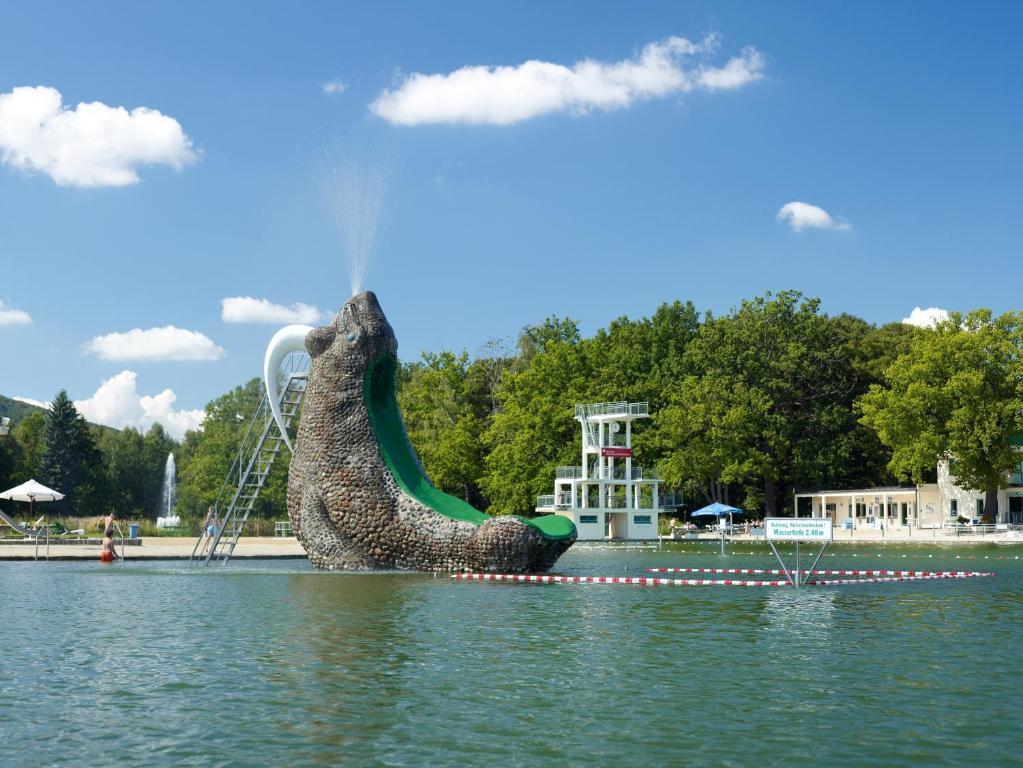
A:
3,291,1020,522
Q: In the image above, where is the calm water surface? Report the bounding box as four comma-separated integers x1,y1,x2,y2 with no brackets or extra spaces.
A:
1,543,1020,767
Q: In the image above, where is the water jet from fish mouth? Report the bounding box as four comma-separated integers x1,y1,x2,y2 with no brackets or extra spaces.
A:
325,141,392,297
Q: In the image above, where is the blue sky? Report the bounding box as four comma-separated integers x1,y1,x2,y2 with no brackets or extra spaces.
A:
1,1,1021,438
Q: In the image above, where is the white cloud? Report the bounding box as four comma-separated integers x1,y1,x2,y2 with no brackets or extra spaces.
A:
776,201,851,232
84,326,224,362
322,79,347,95
221,296,327,324
12,396,49,409
0,300,31,325
697,47,765,90
369,34,764,126
0,85,198,187
902,306,950,328
74,370,204,439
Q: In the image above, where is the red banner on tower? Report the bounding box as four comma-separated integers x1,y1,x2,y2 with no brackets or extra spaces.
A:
601,447,632,458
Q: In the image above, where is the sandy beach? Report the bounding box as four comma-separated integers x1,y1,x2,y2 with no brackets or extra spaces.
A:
0,536,307,560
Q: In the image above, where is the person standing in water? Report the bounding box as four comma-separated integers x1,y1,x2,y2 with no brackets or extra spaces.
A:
100,512,119,562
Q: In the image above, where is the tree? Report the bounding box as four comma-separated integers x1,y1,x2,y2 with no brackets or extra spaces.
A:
859,310,1023,520
11,411,46,480
654,375,772,508
654,291,867,515
73,422,109,516
482,332,592,515
40,391,86,514
512,316,581,372
400,351,489,506
0,431,21,496
98,427,148,517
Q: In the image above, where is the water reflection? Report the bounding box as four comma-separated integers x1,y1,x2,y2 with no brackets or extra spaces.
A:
1,552,1021,767
267,573,420,761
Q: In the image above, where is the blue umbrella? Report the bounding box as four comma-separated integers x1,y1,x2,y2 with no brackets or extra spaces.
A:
691,501,744,517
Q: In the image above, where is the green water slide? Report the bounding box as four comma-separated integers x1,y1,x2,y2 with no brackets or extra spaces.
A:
365,355,576,542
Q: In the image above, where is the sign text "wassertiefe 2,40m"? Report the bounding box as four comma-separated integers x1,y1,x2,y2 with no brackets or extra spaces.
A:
764,518,833,542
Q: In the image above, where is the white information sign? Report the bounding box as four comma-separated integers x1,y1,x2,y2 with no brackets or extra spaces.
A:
765,518,833,542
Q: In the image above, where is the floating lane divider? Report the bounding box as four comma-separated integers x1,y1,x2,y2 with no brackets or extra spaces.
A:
452,571,994,587
646,567,995,577
454,573,794,586
803,574,994,585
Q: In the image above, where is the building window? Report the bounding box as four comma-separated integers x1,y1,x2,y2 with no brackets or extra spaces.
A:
976,499,984,517
1011,462,1023,487
634,515,652,525
579,514,598,524
950,499,958,518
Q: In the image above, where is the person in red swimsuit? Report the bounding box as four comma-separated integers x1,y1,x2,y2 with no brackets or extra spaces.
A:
100,513,119,562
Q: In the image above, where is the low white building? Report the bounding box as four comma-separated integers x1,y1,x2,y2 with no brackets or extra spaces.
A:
795,458,1023,527
535,401,662,540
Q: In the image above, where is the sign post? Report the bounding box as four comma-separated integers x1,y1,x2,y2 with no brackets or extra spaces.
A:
764,518,833,587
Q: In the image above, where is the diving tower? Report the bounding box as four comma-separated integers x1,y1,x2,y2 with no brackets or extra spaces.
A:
535,401,662,540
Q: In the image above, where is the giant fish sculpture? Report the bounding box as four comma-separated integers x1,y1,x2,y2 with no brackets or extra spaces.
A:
264,291,576,571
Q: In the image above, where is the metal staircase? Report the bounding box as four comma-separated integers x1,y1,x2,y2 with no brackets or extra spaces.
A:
190,356,308,566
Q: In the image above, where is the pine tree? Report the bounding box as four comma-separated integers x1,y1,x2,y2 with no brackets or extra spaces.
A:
40,390,82,515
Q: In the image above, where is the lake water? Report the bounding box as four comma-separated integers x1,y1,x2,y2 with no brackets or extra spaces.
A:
1,543,1020,767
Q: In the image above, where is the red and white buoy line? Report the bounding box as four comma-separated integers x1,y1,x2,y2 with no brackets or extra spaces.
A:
452,570,994,588
645,567,994,578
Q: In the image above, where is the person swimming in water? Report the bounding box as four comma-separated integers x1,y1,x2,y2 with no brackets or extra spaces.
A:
100,512,119,562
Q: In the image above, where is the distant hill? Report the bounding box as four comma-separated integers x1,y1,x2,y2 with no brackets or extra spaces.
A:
0,394,117,434
0,394,46,427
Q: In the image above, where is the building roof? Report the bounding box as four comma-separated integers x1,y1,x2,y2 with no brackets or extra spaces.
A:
794,486,918,496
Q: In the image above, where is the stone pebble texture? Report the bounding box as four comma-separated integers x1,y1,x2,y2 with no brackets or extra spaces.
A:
288,291,576,572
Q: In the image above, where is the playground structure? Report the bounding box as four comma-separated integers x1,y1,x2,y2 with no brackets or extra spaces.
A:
535,401,662,540
260,291,576,571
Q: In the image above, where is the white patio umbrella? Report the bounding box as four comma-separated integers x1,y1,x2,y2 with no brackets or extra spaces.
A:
0,479,65,529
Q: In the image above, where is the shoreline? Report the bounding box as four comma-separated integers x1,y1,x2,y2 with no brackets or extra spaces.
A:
0,531,1019,560
0,536,307,560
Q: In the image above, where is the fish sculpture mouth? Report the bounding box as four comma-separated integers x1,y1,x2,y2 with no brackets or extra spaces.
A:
264,290,576,571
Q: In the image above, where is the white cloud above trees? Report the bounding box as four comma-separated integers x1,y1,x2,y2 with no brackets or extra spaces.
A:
0,85,197,187
221,296,328,324
83,326,224,362
902,306,950,328
776,201,851,232
322,79,347,95
370,34,764,126
74,370,204,439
